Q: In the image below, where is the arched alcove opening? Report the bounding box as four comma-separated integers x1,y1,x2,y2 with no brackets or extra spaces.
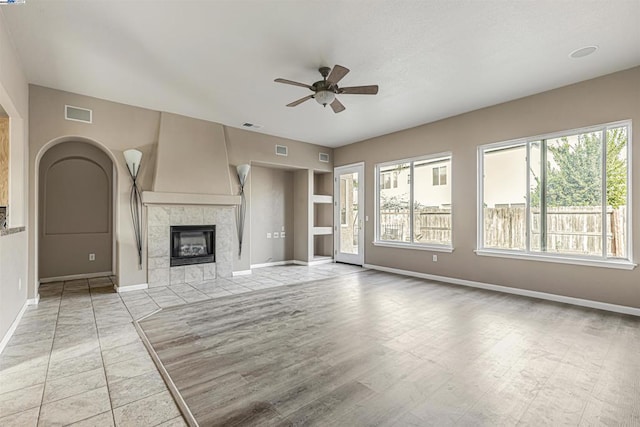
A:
38,140,115,281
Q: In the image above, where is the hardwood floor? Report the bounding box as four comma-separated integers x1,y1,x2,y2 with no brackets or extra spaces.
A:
137,270,640,426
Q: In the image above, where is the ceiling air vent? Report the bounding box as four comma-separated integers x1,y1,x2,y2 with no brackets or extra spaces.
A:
242,122,262,129
319,153,330,163
275,145,288,156
65,105,92,123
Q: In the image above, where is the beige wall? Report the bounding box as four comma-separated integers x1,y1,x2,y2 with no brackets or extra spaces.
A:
29,85,160,292
335,66,640,308
154,112,232,195
0,13,29,342
39,141,113,278
225,126,333,271
250,166,294,265
28,85,334,288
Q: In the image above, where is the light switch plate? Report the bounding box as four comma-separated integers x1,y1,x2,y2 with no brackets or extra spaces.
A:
273,232,279,238
281,232,286,238
267,233,272,238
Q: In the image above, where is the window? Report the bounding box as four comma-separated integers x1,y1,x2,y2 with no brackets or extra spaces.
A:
376,153,452,249
380,171,398,189
478,121,632,267
432,165,447,186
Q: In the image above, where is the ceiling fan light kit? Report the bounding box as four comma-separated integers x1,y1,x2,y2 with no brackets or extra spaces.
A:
315,90,335,106
275,64,378,113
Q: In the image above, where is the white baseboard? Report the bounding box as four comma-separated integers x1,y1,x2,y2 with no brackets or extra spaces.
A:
293,258,334,266
232,270,252,277
0,302,28,355
0,293,42,355
114,283,148,293
364,263,640,317
250,260,294,269
40,271,113,283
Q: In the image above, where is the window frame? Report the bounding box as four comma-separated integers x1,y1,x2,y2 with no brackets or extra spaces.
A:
476,120,635,270
432,165,447,186
374,152,454,252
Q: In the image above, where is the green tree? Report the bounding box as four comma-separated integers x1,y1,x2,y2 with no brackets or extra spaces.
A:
530,129,627,208
530,128,627,256
605,127,628,209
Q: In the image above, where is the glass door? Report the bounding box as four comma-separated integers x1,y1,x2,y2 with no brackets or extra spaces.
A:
334,163,364,265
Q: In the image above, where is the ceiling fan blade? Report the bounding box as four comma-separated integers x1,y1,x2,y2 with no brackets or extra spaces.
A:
330,98,345,113
326,65,350,85
339,85,379,95
286,95,314,107
275,78,313,90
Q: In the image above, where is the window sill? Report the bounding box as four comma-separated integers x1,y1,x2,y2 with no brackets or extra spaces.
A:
373,241,454,253
475,249,636,270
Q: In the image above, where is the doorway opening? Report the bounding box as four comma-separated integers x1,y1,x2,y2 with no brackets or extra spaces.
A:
334,163,364,266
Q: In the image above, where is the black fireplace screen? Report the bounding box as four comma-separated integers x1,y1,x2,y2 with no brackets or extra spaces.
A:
170,225,215,267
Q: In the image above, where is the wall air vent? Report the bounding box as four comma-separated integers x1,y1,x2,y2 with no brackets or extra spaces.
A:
275,145,288,156
65,105,92,124
242,122,262,129
319,153,330,163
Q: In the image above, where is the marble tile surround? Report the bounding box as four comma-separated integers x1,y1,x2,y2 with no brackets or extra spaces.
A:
146,205,234,287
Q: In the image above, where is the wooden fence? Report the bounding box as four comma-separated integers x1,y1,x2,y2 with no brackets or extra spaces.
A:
484,206,626,257
380,208,451,245
380,206,627,257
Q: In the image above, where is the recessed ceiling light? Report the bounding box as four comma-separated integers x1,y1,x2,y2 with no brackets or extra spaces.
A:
569,45,598,59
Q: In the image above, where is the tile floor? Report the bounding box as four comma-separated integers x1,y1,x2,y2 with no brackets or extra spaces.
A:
0,263,364,426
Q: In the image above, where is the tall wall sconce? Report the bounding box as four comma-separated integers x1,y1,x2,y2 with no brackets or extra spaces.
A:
124,149,143,267
236,164,251,257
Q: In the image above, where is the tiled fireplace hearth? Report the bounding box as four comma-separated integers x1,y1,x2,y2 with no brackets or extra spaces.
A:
146,205,234,287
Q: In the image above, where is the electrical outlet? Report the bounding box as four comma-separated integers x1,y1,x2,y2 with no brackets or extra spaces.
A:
273,232,279,238
267,233,272,239
432,255,438,262
281,232,286,238
89,253,96,261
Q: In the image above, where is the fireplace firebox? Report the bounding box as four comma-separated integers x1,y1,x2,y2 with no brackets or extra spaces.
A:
170,225,215,267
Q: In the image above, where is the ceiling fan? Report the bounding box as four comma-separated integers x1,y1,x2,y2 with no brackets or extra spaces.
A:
274,65,379,113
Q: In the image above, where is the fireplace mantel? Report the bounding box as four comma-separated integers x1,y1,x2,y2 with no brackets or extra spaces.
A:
142,191,240,206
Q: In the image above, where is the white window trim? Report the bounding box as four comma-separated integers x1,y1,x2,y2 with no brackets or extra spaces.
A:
477,119,634,268
374,241,454,253
475,249,636,270
374,151,453,250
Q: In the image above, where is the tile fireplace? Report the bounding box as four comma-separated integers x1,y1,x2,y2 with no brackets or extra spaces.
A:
145,203,235,287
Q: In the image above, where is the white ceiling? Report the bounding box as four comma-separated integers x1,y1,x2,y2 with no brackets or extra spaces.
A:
2,1,639,148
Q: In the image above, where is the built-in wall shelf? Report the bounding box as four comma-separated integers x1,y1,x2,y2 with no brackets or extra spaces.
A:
313,226,332,236
294,170,333,263
312,195,333,204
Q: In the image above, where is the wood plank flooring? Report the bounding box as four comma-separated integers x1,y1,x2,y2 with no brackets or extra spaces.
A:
137,270,640,426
